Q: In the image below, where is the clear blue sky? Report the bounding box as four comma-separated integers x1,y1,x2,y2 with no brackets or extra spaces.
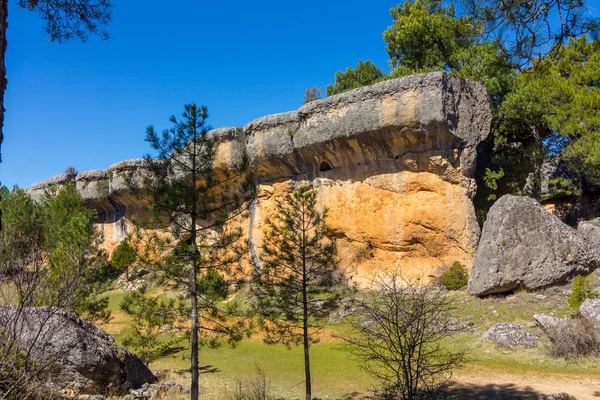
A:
0,0,397,188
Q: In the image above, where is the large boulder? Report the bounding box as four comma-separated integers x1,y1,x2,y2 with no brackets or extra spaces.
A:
469,195,600,295
580,299,600,329
0,306,156,396
578,218,600,247
482,323,539,348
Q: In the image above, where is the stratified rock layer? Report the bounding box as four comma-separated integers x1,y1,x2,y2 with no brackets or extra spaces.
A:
469,195,600,295
27,72,491,285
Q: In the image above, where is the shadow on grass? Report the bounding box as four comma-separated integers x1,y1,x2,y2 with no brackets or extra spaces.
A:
161,346,186,357
441,382,544,399
339,391,371,400
173,364,221,375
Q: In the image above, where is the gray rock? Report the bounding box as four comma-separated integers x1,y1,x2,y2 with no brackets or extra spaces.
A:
469,195,600,295
482,323,539,348
538,394,574,400
125,381,184,400
0,306,156,396
533,314,573,335
578,218,600,247
580,299,600,329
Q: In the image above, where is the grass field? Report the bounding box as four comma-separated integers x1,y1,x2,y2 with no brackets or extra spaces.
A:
98,279,600,399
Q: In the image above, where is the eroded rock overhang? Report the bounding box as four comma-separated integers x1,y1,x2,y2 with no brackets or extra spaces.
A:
27,72,491,282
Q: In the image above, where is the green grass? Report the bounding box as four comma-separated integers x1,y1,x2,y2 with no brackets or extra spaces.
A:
98,280,600,399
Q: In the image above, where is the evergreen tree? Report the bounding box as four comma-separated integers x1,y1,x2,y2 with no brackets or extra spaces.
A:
253,185,345,400
326,60,386,96
137,104,254,400
462,0,600,67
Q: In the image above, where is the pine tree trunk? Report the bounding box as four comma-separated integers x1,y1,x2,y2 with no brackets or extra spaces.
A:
303,315,311,400
190,115,200,400
302,214,311,400
0,0,8,162
190,259,199,400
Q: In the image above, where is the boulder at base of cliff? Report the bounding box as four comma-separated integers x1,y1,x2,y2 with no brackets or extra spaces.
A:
0,306,156,396
469,195,600,296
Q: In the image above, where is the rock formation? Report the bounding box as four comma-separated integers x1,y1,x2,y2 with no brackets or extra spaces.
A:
580,299,600,329
27,72,491,285
482,322,539,349
469,195,600,296
0,306,156,396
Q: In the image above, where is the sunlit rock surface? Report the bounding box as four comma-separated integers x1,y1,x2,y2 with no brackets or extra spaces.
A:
28,72,491,286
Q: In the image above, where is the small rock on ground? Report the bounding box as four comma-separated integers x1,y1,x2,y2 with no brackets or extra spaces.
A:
482,323,539,349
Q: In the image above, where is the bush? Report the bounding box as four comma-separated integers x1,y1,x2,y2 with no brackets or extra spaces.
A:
440,261,468,290
546,317,599,359
568,274,597,313
111,240,137,274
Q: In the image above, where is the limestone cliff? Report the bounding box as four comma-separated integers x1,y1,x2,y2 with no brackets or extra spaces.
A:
28,72,491,286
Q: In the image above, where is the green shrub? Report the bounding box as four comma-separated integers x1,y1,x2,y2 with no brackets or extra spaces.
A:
440,261,468,290
111,240,137,274
568,274,597,314
198,270,229,301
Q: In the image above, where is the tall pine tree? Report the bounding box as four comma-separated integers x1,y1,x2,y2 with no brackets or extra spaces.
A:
253,185,346,400
139,104,253,400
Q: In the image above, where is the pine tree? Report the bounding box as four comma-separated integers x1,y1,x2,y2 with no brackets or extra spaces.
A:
138,104,254,400
253,185,346,400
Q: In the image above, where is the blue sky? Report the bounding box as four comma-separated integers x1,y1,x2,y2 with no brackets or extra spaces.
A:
1,0,396,188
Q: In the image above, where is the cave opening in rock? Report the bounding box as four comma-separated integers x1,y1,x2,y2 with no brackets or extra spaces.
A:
319,161,332,172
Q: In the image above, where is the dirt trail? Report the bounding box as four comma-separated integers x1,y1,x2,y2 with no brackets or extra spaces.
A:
450,368,600,399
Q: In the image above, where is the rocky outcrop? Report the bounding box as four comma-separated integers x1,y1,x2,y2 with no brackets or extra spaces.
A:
482,323,539,348
27,72,491,284
580,299,600,329
469,195,600,295
0,306,156,396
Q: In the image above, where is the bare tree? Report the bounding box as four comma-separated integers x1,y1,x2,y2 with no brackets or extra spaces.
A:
302,87,322,105
343,268,465,400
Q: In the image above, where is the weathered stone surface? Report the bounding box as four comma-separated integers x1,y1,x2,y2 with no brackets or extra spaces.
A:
580,299,600,329
578,218,600,247
533,314,573,336
0,306,156,396
469,195,600,295
125,381,184,400
27,72,491,284
482,323,539,348
538,394,575,400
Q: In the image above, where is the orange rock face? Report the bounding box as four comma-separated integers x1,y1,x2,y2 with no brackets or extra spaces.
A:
27,72,490,286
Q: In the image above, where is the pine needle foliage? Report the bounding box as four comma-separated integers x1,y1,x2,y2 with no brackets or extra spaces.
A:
253,185,346,400
134,104,255,400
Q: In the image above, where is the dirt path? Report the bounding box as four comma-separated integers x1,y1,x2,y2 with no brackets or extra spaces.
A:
449,368,600,399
